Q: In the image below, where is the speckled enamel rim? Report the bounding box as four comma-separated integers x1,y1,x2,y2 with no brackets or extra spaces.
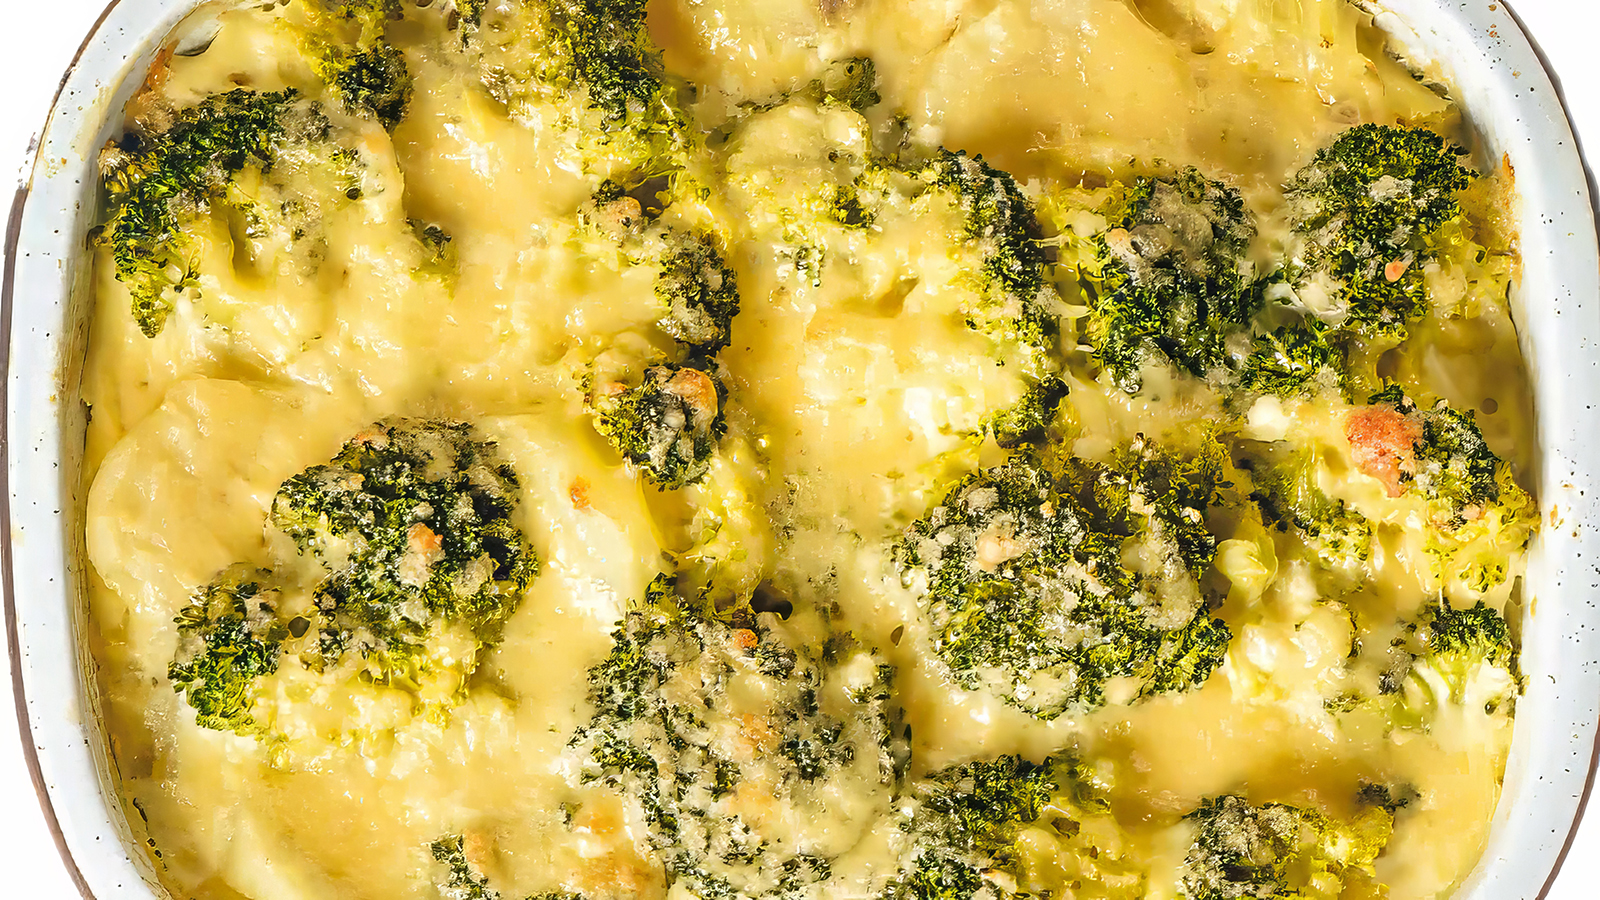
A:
5,2,1599,898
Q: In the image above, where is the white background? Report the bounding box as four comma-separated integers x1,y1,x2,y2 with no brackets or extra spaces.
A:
1,0,1597,896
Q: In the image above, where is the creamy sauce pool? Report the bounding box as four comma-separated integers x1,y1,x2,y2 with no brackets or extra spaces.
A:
82,1,1534,898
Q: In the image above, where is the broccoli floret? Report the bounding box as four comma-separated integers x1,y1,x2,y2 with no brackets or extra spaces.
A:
1284,124,1475,340
270,419,539,687
902,439,1232,718
577,182,742,350
986,377,1069,449
300,1,414,130
891,852,984,900
1392,600,1519,728
825,182,875,229
567,573,900,898
474,0,684,174
592,363,727,489
1362,386,1499,521
818,57,881,112
1427,599,1514,666
96,89,301,337
329,42,412,129
1238,322,1345,399
430,834,498,900
454,0,486,32
927,150,1057,348
1180,795,1393,900
538,0,659,126
1084,435,1225,574
889,755,1055,900
921,755,1058,860
890,753,1142,900
168,566,288,734
655,234,741,352
1347,387,1536,593
1243,446,1373,571
1087,168,1259,393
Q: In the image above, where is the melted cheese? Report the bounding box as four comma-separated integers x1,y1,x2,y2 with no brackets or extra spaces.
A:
82,1,1535,898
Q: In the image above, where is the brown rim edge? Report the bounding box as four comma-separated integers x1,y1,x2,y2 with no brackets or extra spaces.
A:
1,2,1597,900
2,0,128,897
1496,1,1600,896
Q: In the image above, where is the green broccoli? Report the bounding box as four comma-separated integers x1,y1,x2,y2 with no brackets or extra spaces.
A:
300,0,414,130
95,89,301,337
1349,386,1536,596
889,753,1142,899
1237,321,1345,399
168,566,288,734
430,834,499,900
1086,168,1259,393
1425,600,1514,672
578,181,741,349
1083,435,1225,574
1363,386,1499,523
1284,124,1475,340
985,376,1069,450
454,0,486,32
592,363,727,489
926,150,1057,348
270,419,539,687
474,0,685,173
921,755,1058,859
825,182,875,229
1180,795,1393,900
655,234,741,352
902,438,1232,718
888,755,1055,900
537,0,659,126
328,42,412,129
1390,600,1519,728
1243,445,1373,572
567,573,899,898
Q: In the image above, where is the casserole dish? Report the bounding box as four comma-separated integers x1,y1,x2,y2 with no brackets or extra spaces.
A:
5,0,1599,897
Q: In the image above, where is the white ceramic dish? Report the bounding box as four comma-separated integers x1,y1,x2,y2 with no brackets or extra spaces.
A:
5,1,1598,897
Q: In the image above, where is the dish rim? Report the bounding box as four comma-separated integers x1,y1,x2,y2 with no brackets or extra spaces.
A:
4,1,1598,897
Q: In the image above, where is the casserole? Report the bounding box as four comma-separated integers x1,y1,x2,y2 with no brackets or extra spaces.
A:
12,0,1600,890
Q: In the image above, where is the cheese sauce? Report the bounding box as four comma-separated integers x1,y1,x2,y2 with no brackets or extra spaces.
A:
82,1,1534,898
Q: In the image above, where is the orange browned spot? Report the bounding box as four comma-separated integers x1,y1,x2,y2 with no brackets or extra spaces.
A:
736,714,777,754
408,522,444,553
462,830,495,872
1384,258,1410,282
664,368,719,422
141,47,174,95
591,196,643,237
351,427,389,447
569,476,592,510
730,628,758,651
1345,405,1422,497
571,803,663,897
